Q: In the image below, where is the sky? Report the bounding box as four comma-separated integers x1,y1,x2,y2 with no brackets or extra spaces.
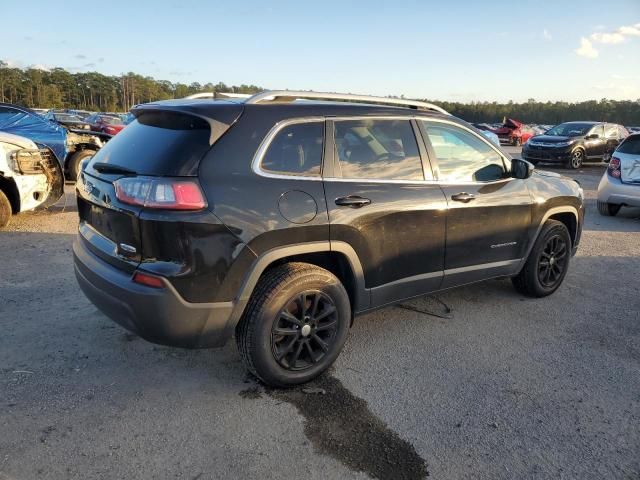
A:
1,0,639,103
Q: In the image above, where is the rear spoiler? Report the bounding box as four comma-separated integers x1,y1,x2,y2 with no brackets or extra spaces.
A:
131,101,244,145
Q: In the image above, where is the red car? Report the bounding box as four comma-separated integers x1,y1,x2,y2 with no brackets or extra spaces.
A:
85,114,125,135
492,118,535,146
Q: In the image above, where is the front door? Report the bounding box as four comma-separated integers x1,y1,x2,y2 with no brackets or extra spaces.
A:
323,118,448,309
585,124,605,159
418,120,533,288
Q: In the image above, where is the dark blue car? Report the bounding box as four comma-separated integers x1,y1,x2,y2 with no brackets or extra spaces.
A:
0,103,109,180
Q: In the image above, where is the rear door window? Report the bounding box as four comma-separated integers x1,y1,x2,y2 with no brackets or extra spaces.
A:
333,119,424,181
87,111,212,176
260,122,323,177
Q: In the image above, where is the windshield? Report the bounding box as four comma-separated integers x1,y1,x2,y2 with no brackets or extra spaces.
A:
545,123,594,137
100,116,123,125
55,114,82,122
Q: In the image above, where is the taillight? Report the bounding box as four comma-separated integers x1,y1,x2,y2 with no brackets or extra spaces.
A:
104,126,116,134
132,271,164,288
114,177,207,210
608,157,621,179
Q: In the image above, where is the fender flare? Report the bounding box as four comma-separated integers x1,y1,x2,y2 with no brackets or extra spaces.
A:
222,241,368,336
519,206,580,269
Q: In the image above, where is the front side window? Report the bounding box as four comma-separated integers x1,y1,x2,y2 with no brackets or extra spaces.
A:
260,122,323,176
333,119,424,181
421,121,506,183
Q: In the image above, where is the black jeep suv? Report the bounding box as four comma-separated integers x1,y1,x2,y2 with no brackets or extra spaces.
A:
73,91,584,387
522,121,629,169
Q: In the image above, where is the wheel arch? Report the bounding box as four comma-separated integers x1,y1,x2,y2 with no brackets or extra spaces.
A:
522,206,579,268
230,241,368,328
0,175,20,214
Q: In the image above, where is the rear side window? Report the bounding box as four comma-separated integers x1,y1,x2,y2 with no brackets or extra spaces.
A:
334,119,424,181
260,122,323,176
88,111,211,176
617,135,640,155
605,124,618,139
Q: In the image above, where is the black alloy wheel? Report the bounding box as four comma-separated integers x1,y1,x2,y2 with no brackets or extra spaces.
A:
272,290,338,371
537,234,568,288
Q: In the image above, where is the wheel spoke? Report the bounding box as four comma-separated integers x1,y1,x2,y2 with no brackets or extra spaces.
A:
315,320,337,332
314,305,336,322
310,293,320,318
280,310,303,326
290,341,304,367
277,336,298,360
304,340,319,363
274,327,299,336
312,333,329,352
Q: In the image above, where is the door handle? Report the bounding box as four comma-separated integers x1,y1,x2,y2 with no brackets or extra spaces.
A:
451,192,475,203
335,196,371,208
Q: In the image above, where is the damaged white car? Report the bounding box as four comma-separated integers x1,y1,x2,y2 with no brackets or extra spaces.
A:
0,132,64,228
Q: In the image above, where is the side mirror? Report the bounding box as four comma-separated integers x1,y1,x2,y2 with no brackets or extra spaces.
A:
512,158,534,179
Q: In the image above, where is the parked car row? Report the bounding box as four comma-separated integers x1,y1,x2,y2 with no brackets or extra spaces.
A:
0,103,115,227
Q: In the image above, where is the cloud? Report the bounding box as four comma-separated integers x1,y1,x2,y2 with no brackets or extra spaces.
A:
575,37,598,58
74,54,87,60
591,31,625,44
84,63,96,68
590,22,640,44
542,29,552,41
98,57,104,63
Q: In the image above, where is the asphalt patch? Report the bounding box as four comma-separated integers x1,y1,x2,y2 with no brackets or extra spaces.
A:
266,376,429,479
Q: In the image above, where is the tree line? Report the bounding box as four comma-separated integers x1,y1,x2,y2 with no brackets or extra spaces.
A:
1,62,639,125
0,62,261,112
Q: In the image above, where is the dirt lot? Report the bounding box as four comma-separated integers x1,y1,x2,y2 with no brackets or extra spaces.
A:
1,158,639,479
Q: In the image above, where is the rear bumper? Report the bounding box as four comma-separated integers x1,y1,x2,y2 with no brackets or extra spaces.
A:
597,174,640,207
73,237,236,348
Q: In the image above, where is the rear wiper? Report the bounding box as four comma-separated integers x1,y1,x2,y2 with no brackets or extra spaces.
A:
92,162,137,175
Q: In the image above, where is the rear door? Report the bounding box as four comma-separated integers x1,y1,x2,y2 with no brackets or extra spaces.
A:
418,119,533,288
323,117,447,309
617,135,640,184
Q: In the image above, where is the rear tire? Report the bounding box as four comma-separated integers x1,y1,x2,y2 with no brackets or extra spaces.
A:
0,189,13,229
68,149,95,181
512,220,571,297
235,262,351,387
597,200,621,216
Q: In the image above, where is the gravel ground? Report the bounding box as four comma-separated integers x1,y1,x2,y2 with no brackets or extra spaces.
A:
1,156,639,479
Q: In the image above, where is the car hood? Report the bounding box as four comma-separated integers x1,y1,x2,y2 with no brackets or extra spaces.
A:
530,135,575,143
0,131,38,150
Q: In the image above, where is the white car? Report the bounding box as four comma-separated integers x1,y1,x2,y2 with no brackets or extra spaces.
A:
0,132,63,227
597,133,640,216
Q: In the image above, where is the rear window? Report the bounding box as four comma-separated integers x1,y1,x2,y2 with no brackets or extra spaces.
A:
617,135,640,155
87,111,211,176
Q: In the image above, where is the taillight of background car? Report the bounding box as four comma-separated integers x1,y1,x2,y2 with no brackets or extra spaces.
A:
114,177,207,210
607,157,622,178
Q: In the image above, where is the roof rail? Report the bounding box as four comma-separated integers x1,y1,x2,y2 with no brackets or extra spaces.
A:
184,92,252,100
245,90,449,115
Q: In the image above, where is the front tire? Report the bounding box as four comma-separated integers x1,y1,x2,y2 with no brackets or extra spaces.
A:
0,189,12,229
567,149,584,169
236,262,351,387
512,220,571,297
597,200,621,216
